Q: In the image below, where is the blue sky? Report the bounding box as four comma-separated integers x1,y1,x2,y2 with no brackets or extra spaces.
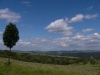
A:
0,0,100,51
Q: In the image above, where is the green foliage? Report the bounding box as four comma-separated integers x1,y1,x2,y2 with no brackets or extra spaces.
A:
83,59,88,65
3,23,19,48
90,56,96,65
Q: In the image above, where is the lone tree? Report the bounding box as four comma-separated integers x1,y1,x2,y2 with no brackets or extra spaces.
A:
3,23,19,65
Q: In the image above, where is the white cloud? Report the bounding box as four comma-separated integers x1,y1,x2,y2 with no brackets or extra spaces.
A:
15,38,53,51
45,19,73,37
85,14,99,19
69,14,84,23
45,19,68,32
45,13,98,37
82,28,94,33
17,40,31,46
68,14,99,23
76,28,94,35
1,32,100,51
52,37,70,48
70,33,100,49
94,33,99,36
42,13,100,50
30,33,100,50
0,8,21,22
87,6,93,10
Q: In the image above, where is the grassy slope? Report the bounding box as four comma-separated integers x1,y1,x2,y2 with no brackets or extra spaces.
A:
0,57,100,75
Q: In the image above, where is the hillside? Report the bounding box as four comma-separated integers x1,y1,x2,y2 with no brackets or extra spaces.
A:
0,57,100,75
0,50,100,66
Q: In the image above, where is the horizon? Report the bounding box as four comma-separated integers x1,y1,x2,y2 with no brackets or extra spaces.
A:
0,49,100,52
0,0,100,51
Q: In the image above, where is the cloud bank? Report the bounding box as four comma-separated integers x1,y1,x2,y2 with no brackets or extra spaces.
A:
7,33,100,51
1,32,100,51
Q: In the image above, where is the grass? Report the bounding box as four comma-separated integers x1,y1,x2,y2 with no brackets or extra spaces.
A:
0,57,100,75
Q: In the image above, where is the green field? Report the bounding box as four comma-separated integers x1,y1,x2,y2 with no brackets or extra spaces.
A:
0,57,100,75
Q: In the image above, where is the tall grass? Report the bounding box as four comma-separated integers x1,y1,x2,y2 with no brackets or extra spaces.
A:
0,57,100,75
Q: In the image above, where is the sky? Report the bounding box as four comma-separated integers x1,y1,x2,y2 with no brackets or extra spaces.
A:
0,0,100,51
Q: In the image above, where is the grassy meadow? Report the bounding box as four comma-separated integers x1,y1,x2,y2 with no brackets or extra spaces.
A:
0,57,100,75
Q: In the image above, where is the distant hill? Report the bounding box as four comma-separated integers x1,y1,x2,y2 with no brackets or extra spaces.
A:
28,50,100,59
1,49,100,59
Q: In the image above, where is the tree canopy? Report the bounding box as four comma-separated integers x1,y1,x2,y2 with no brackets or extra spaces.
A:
3,23,19,49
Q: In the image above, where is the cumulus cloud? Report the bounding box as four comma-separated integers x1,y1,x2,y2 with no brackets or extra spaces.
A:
85,14,99,19
45,19,73,37
68,14,99,23
43,13,100,50
29,33,100,50
45,19,68,32
0,8,21,22
45,13,98,37
70,33,100,50
69,14,84,23
14,38,53,51
52,37,70,48
1,32,100,51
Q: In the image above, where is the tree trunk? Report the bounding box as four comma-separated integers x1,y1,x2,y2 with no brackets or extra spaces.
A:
8,48,11,65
